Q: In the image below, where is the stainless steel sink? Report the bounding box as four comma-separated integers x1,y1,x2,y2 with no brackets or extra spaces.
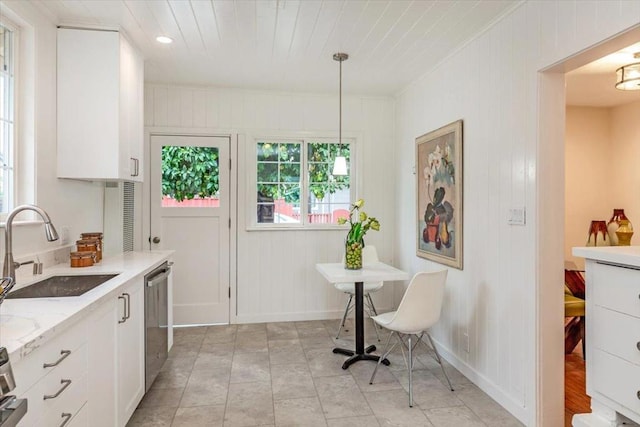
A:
5,274,119,299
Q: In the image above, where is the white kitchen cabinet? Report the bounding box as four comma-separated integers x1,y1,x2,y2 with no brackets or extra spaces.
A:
572,258,640,426
88,276,146,427
116,276,145,426
13,321,88,427
86,298,117,426
57,27,143,181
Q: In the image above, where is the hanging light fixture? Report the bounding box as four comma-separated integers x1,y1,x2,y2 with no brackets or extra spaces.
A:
615,52,640,90
332,52,349,176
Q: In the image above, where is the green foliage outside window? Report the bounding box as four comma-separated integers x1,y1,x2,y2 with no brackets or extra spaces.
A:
162,146,219,202
256,141,350,204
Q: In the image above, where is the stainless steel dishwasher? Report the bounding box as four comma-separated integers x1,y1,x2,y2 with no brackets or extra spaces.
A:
144,262,170,392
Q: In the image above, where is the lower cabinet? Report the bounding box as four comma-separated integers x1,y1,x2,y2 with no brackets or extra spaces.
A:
116,277,145,426
86,296,117,426
87,275,144,427
15,275,146,427
13,317,88,427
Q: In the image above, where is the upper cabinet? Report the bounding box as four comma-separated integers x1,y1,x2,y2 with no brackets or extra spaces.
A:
57,28,144,182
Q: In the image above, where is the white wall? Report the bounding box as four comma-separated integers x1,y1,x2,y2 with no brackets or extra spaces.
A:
565,107,612,268
610,100,640,227
564,101,640,269
393,1,640,425
0,1,103,261
144,84,396,322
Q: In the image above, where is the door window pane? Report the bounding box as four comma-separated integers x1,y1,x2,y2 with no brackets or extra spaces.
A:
161,146,220,207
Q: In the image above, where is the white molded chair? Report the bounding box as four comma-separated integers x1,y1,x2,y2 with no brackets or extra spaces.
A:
335,245,383,341
369,269,453,407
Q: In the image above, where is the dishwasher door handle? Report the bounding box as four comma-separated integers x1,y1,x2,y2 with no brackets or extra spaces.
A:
147,268,171,287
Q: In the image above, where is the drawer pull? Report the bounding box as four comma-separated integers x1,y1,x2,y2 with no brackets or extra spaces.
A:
43,350,71,368
43,379,72,400
60,413,72,427
637,390,640,400
637,342,640,352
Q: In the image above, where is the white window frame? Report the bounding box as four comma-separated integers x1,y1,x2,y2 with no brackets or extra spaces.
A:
249,136,357,230
0,19,16,218
0,9,36,225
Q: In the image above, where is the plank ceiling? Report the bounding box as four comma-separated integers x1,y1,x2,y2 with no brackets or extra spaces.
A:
28,0,518,95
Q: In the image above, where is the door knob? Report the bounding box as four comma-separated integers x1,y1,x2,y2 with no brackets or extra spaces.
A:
152,237,160,244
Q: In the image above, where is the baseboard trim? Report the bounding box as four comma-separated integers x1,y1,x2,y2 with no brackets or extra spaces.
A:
234,307,395,324
428,336,530,424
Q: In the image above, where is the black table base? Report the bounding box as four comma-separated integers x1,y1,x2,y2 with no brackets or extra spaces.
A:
333,280,390,370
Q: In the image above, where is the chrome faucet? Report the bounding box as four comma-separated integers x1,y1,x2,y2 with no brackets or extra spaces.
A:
3,205,59,283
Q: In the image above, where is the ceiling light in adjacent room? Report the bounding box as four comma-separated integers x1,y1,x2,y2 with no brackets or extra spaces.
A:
615,52,640,90
156,36,173,44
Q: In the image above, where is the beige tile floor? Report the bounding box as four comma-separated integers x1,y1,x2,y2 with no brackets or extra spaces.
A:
127,320,524,427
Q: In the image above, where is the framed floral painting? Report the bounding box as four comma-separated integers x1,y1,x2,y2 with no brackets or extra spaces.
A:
416,120,463,269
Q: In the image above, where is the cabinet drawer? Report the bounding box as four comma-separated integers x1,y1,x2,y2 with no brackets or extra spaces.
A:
13,320,87,394
592,349,640,420
593,263,640,317
594,307,640,366
67,402,88,427
38,373,88,427
17,344,88,427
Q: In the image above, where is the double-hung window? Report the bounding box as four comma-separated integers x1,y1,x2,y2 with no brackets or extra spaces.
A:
256,139,353,226
0,22,15,215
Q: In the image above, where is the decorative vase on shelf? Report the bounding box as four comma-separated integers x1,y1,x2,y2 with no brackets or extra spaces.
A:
586,220,610,246
607,209,630,246
345,240,363,270
616,219,634,246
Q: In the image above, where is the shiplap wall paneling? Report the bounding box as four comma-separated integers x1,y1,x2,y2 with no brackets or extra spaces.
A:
393,0,639,425
145,85,397,322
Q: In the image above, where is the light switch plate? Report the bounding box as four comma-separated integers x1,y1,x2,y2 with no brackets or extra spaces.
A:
508,208,526,225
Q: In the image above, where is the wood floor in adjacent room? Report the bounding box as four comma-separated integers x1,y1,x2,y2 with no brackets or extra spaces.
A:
565,346,589,427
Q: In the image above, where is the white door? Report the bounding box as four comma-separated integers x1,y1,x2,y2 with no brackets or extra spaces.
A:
150,135,230,324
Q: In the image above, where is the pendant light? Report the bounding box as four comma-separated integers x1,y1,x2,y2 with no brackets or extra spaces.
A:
615,52,640,90
332,53,349,176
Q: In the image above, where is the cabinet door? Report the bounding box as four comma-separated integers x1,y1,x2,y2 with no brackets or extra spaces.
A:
119,35,144,182
86,300,117,427
117,278,145,426
57,28,120,180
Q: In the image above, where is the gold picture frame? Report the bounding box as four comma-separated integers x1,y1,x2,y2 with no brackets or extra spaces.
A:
416,120,463,269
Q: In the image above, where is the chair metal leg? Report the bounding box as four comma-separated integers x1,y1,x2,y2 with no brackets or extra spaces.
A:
408,335,413,407
336,294,353,339
366,293,379,316
366,293,384,330
370,330,395,385
364,294,381,342
427,333,454,391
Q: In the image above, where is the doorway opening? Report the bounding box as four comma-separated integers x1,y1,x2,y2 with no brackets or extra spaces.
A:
537,27,640,426
563,40,640,425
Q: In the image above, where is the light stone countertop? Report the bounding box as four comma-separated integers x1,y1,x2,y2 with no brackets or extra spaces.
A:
0,250,173,361
572,246,640,268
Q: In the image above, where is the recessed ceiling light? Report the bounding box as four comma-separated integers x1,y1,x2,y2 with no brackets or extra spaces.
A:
156,36,173,44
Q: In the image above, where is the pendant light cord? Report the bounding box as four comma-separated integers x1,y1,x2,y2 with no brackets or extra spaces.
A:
339,57,342,155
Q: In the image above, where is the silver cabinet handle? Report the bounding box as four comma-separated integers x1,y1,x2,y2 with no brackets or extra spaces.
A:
123,292,131,320
130,158,139,177
118,295,127,323
44,379,71,400
43,350,71,368
60,412,72,427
